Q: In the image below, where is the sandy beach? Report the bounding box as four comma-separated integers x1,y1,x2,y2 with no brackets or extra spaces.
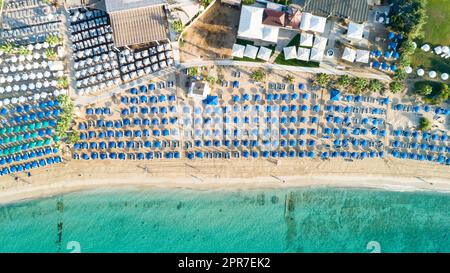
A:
0,156,449,204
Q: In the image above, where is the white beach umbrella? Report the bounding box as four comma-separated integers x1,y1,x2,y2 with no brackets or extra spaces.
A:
17,64,24,71
44,71,51,78
0,77,5,83
99,82,106,89
434,46,442,55
105,71,112,78
417,69,425,76
152,63,159,71
41,92,48,98
0,87,4,93
36,82,43,89
136,60,143,68
56,71,64,77
441,73,449,81
29,83,35,90
123,74,130,81
7,75,13,82
36,72,43,79
157,45,164,52
43,81,50,88
77,51,84,59
21,84,27,91
86,58,93,65
22,74,29,81
10,66,17,73
33,93,41,100
51,80,58,86
5,86,12,92
10,56,18,63
29,72,36,80
126,55,134,63
19,96,26,103
137,69,144,76
150,56,157,63
25,63,32,70
429,71,437,78
11,98,18,104
96,73,104,81
442,46,449,54
158,53,165,60
14,74,21,82
103,62,111,70
35,43,42,50
421,44,430,52
3,98,10,105
112,70,120,77
95,65,102,73
34,52,41,60
33,62,40,69
43,42,49,49
114,78,121,85
135,52,142,59
19,55,25,62
106,80,114,87
144,67,151,74
2,67,8,73
26,55,33,61
27,44,34,51
13,85,20,92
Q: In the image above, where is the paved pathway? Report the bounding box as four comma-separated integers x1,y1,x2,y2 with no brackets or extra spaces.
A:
179,59,393,81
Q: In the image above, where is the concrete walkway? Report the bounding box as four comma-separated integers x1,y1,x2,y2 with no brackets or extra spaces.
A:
179,59,392,81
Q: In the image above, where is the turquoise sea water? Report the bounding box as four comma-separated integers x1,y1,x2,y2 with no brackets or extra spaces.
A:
0,187,448,253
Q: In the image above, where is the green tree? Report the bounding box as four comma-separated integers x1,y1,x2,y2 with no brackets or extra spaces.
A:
187,67,198,77
57,76,69,89
393,70,407,81
314,73,331,88
242,0,256,5
46,34,62,47
369,79,383,93
206,76,216,86
419,84,433,96
352,77,369,94
389,80,404,94
56,94,75,142
18,46,31,56
435,84,449,104
45,48,57,60
0,42,16,55
336,75,351,89
418,117,432,131
251,69,266,82
286,74,295,84
172,20,184,34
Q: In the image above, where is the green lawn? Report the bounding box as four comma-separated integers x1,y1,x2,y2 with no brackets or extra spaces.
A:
422,0,450,45
413,80,449,104
410,49,450,72
233,39,276,63
274,34,320,67
410,0,450,73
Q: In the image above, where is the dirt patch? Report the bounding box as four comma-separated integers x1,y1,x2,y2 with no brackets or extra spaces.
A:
179,2,240,61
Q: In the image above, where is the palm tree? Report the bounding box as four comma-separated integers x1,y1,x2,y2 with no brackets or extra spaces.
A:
336,75,351,89
46,34,62,47
286,74,295,84
369,79,383,93
352,77,369,94
0,42,16,55
45,48,57,60
251,69,266,82
314,73,331,89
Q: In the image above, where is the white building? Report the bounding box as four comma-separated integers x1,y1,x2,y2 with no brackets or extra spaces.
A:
188,81,211,100
237,5,279,44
